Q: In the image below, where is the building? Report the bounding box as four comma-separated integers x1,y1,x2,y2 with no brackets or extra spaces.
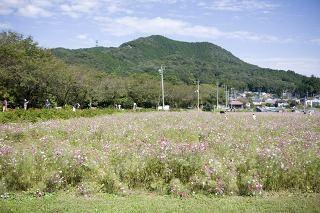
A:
252,98,263,106
304,99,320,107
265,98,277,106
229,100,244,109
307,99,320,107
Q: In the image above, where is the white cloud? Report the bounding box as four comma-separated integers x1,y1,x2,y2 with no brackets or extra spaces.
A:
0,22,11,29
17,4,52,17
0,0,53,17
60,1,99,18
103,1,133,14
244,57,320,77
229,31,293,43
199,0,278,12
0,0,24,15
0,0,101,18
0,0,186,18
94,16,291,43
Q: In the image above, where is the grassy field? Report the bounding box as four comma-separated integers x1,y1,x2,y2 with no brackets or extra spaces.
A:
1,192,319,212
0,111,319,211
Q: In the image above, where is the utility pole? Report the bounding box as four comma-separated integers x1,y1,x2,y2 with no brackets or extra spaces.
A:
197,80,200,111
216,82,219,110
159,65,165,110
226,88,229,109
304,95,307,112
225,85,228,108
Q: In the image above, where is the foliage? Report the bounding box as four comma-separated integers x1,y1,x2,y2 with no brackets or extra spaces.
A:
0,31,102,107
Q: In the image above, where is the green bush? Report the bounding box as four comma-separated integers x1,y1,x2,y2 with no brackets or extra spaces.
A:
0,108,118,124
3,156,34,191
100,170,121,194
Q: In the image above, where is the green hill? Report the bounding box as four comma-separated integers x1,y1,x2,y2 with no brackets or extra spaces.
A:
53,35,318,94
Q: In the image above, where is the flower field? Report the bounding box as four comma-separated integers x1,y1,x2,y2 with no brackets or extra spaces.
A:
0,112,319,198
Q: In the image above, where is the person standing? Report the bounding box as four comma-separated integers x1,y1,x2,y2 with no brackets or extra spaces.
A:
2,99,8,112
45,99,51,109
24,99,29,110
252,113,256,120
73,103,80,112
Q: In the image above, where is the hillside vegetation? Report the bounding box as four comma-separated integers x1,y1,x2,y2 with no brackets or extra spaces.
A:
53,35,320,95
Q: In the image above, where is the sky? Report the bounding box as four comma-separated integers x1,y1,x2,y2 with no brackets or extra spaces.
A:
0,0,319,77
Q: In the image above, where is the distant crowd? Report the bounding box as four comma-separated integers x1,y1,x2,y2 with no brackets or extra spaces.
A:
2,98,81,112
2,98,139,112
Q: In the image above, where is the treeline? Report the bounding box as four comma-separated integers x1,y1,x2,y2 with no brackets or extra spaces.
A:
0,31,230,109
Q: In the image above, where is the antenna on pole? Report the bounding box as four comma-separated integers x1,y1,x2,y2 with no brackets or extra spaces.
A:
159,65,165,110
96,40,99,47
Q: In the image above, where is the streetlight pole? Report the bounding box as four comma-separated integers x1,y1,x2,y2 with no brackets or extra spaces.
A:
159,65,165,110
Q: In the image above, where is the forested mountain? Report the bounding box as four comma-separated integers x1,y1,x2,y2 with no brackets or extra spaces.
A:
1,32,319,109
52,35,319,95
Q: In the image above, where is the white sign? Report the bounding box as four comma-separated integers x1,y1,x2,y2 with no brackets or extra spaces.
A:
158,105,170,111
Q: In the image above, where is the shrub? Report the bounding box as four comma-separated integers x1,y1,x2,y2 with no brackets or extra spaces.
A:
100,170,121,194
169,178,190,198
3,156,34,191
45,171,65,192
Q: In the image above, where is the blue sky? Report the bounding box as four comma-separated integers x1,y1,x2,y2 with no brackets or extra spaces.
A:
0,0,319,77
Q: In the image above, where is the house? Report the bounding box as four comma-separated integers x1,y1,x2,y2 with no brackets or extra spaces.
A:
276,100,289,107
265,98,277,106
229,100,244,109
252,98,263,106
304,99,320,107
310,99,320,107
292,98,301,104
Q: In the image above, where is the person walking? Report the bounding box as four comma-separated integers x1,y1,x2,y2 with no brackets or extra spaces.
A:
2,99,8,112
